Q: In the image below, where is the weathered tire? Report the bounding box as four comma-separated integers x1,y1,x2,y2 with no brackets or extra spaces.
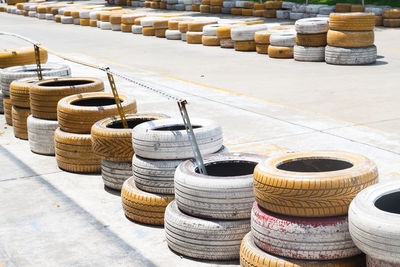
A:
57,92,137,134
240,233,366,267
234,41,256,51
30,77,104,120
132,118,223,160
101,159,132,190
251,202,360,260
329,13,375,31
54,128,101,173
27,115,58,155
231,24,277,41
12,106,31,140
294,45,325,62
0,64,71,97
3,97,12,125
327,30,374,48
253,151,379,217
142,27,156,36
132,25,143,34
382,9,400,19
349,182,400,264
256,44,269,54
175,153,265,220
268,46,294,58
165,201,250,260
111,23,121,31
9,77,45,109
220,38,235,48
91,113,168,162
121,177,174,225
186,32,203,44
100,22,112,30
325,45,377,65
296,33,327,47
383,18,400,27
270,32,296,47
166,30,181,40
202,36,220,46
61,16,73,24
295,17,329,34
367,255,399,267
0,46,48,69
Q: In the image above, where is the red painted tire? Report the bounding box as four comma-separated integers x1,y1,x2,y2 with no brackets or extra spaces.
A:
251,202,361,260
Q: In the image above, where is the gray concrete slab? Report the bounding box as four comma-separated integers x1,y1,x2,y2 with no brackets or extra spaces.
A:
0,8,400,267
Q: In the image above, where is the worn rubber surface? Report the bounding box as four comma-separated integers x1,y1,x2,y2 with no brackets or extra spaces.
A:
254,151,379,217
327,30,374,48
12,105,31,140
256,44,269,54
367,255,399,267
329,13,375,31
3,97,12,125
101,159,132,190
121,177,174,225
165,201,250,260
27,115,58,155
10,77,41,108
268,45,294,58
0,46,48,68
294,45,325,62
240,233,366,267
234,41,256,51
296,33,327,47
325,45,377,65
295,17,329,34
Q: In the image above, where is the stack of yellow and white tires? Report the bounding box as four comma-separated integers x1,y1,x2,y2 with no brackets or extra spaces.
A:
268,28,296,59
326,13,377,65
91,113,168,190
121,13,145,33
186,19,218,44
294,17,329,62
201,20,238,46
241,151,379,266
122,118,223,226
382,9,400,28
153,18,171,38
263,1,282,19
231,24,275,52
349,182,400,267
165,152,266,260
253,25,289,55
166,17,193,40
54,91,136,173
199,0,210,14
141,16,163,36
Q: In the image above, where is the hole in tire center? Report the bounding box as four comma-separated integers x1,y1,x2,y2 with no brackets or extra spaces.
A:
195,161,257,177
107,118,156,129
374,191,400,214
277,158,353,172
38,80,93,87
154,125,201,131
71,97,119,107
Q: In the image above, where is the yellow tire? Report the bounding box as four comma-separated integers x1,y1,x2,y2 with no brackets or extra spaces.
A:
121,177,174,225
64,10,72,16
231,8,242,15
12,106,31,140
383,18,400,27
55,128,101,174
121,23,132,32
144,1,151,8
192,4,200,11
268,45,293,58
244,2,254,8
153,19,169,29
327,30,374,47
89,19,97,27
263,9,276,18
30,77,104,120
80,18,90,26
110,13,122,24
134,17,143,26
142,27,156,36
242,9,253,16
253,10,264,17
202,36,220,46
186,32,203,44
0,46,48,68
351,5,364,12
150,2,160,8
329,13,375,31
201,0,210,4
240,233,366,267
296,33,327,47
100,13,111,22
254,30,271,44
253,3,264,10
210,6,221,13
57,92,136,134
121,14,144,24
178,21,190,33
216,25,234,39
335,3,352,13
256,44,269,54
264,1,282,9
160,2,167,8
200,5,210,13
55,15,61,23
37,6,47,13
210,0,222,6
188,21,217,32
234,41,256,51
382,9,400,19
10,77,39,108
375,16,383,26
155,28,167,38
3,97,12,126
253,151,378,217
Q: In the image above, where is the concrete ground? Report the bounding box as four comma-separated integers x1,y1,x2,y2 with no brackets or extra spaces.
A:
0,6,400,267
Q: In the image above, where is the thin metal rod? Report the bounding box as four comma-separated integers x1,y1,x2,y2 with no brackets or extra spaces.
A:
34,45,43,80
106,68,129,129
177,100,207,175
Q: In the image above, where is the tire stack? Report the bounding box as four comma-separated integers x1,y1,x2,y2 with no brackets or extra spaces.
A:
326,13,377,65
231,24,272,52
165,152,266,260
349,182,400,267
186,19,218,44
210,0,222,14
121,14,145,33
141,17,162,36
153,18,170,38
241,151,379,266
200,0,210,14
0,64,70,127
202,24,221,46
191,0,201,12
221,0,234,14
263,1,282,19
54,92,136,173
268,30,296,59
294,17,329,62
166,17,193,40
91,113,168,190
132,17,144,34
383,9,400,28
122,118,222,226
253,25,282,54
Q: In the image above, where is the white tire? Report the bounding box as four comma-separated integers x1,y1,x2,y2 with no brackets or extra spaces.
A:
183,0,192,4
282,1,295,9
97,21,101,28
295,17,330,34
102,159,132,190
27,115,59,155
291,4,306,13
132,25,143,34
276,10,290,19
175,4,185,10
73,18,80,25
16,10,23,15
132,118,223,160
294,45,325,62
38,13,46,20
270,32,296,47
175,152,265,219
223,1,235,8
221,7,232,14
235,1,248,8
181,33,187,41
100,22,112,30
319,5,335,15
89,11,100,20
141,17,162,27
46,14,54,20
231,24,279,41
220,38,234,48
61,16,73,24
203,24,220,36
166,30,181,40
252,202,360,260
349,182,400,264
111,23,121,31
325,45,377,65
367,255,399,267
28,11,37,17
306,4,327,14
290,12,304,20
79,10,91,19
317,14,330,18
164,201,250,260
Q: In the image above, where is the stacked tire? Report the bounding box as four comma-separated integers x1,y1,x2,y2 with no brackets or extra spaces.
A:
382,9,400,28
91,113,168,190
241,151,379,266
263,1,282,19
166,17,193,40
186,19,218,44
294,17,329,62
326,13,377,65
54,91,136,173
349,182,400,267
268,29,296,59
121,13,145,32
165,152,266,260
254,25,289,55
122,118,222,226
231,24,273,52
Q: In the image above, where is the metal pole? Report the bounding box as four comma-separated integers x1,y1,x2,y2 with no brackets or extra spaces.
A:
34,45,43,80
105,68,129,129
177,100,207,175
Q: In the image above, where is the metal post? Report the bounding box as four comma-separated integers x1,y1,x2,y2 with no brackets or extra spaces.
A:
34,45,43,80
105,68,129,129
177,100,207,175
